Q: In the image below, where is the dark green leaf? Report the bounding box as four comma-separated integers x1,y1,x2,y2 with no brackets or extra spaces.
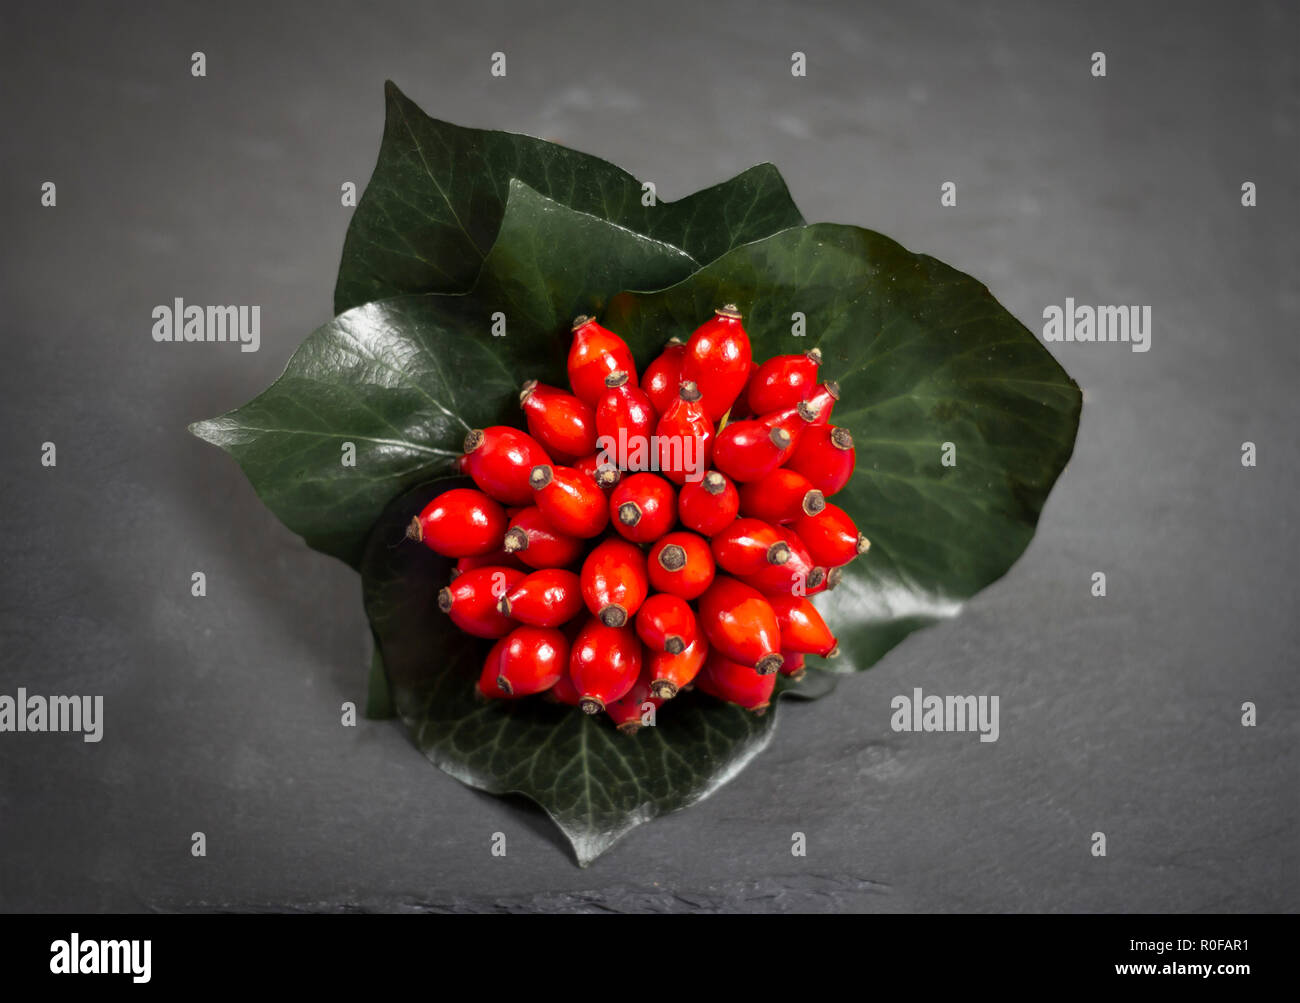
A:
333,81,805,314
603,223,1082,674
361,479,811,867
191,182,697,567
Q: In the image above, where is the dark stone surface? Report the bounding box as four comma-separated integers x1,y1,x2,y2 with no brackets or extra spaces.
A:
1,0,1295,912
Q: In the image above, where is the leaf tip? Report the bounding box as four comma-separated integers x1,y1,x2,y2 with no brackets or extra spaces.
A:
188,415,239,452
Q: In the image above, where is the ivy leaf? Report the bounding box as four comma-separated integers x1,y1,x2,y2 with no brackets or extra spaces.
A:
361,479,816,866
333,81,805,314
602,223,1082,673
190,182,697,568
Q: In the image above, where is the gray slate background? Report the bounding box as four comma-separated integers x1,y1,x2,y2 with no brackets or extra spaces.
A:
2,0,1296,912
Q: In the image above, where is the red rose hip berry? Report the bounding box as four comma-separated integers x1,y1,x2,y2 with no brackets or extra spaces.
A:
529,464,609,538
502,506,585,569
568,316,637,407
498,568,584,627
610,472,677,543
462,426,552,506
645,637,708,699
681,304,752,422
438,565,526,638
787,424,855,496
642,338,686,415
580,538,649,627
569,618,643,714
738,468,825,525
496,626,570,696
696,649,777,712
408,488,508,558
793,502,871,568
711,517,793,577
767,594,837,657
746,347,822,415
634,593,699,655
697,576,785,674
741,527,825,597
678,469,740,536
647,531,716,600
711,416,792,482
654,381,714,485
596,371,657,446
519,381,597,461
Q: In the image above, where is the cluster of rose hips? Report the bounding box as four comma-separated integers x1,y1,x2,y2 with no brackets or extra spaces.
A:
406,307,867,733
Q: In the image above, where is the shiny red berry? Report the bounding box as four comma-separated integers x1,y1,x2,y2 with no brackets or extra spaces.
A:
642,338,686,415
681,305,752,422
767,594,837,657
645,636,709,699
711,416,792,482
793,502,871,568
634,593,699,655
596,371,657,447
568,315,637,407
498,568,584,627
697,576,784,674
742,528,825,597
569,617,643,714
610,472,677,543
408,488,508,557
502,506,584,569
696,648,777,712
580,538,649,627
738,468,826,525
495,625,569,696
678,469,740,536
654,381,714,485
786,424,855,496
746,347,822,415
711,517,793,577
519,380,597,461
438,565,526,638
462,426,552,506
646,531,716,599
528,464,609,538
